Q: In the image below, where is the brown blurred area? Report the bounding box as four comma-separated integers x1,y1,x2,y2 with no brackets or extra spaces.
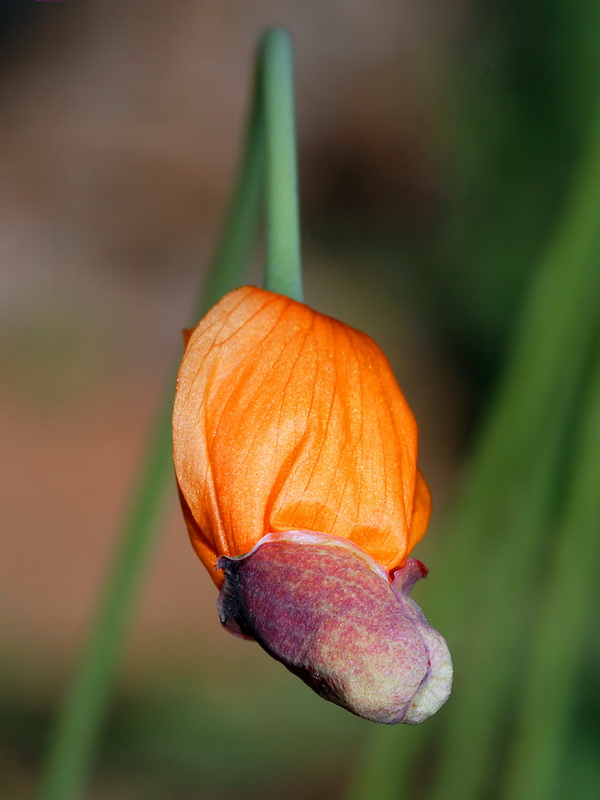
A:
0,1,470,796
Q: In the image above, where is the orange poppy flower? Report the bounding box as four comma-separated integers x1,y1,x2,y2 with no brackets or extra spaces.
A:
173,286,452,724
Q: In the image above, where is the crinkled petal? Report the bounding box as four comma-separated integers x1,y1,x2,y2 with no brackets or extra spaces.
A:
173,286,430,585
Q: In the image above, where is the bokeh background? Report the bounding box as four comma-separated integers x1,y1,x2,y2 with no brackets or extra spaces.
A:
1,1,598,799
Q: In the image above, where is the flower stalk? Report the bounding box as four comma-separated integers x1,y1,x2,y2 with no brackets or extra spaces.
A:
260,28,303,302
36,29,282,800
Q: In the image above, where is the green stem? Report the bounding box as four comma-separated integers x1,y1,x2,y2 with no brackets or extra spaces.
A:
260,27,303,301
37,58,263,800
424,104,600,651
501,339,600,800
429,392,571,798
347,107,600,800
36,397,174,800
459,106,600,525
426,106,600,800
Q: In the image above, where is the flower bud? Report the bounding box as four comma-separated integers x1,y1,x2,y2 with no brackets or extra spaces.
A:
173,286,452,723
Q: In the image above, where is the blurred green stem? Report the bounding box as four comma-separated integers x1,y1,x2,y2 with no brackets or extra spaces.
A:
347,105,600,800
260,28,304,301
501,337,600,800
466,110,600,506
429,388,573,798
36,49,264,800
428,106,600,800
442,107,600,584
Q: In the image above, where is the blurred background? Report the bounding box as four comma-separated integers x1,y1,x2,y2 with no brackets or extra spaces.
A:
1,1,598,798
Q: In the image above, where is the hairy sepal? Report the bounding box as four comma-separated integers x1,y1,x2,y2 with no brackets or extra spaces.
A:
217,531,452,724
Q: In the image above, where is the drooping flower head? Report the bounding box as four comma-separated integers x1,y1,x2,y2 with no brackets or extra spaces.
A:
173,286,452,724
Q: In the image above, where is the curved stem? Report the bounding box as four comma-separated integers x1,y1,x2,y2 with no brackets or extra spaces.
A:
260,27,304,302
37,396,174,800
37,57,263,800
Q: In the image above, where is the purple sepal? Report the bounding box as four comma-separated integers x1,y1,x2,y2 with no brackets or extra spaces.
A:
217,531,452,724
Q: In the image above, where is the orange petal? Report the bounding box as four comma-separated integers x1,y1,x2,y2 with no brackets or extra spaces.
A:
173,286,428,584
407,468,432,555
